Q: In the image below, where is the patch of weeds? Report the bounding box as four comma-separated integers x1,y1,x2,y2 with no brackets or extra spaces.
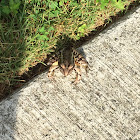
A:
0,0,139,99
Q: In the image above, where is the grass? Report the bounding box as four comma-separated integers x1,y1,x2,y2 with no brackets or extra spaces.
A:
0,0,139,99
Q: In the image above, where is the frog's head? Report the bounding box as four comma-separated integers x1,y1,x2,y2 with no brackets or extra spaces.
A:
60,62,74,76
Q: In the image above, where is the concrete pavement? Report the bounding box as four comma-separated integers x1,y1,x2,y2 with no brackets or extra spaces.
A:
0,6,140,140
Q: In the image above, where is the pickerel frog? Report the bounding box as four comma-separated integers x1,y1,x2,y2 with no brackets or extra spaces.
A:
48,46,88,84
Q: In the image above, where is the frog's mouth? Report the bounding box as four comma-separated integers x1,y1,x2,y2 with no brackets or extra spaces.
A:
62,69,73,76
63,69,69,76
60,64,74,76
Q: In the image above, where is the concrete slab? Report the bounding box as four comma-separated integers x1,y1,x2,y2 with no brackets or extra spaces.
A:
0,6,140,140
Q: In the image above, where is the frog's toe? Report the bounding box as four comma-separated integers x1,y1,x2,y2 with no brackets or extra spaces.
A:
72,79,80,85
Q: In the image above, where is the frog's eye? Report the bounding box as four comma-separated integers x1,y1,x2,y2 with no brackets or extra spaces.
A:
68,65,73,70
60,64,65,69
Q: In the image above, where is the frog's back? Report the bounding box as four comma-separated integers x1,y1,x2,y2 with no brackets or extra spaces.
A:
58,46,74,66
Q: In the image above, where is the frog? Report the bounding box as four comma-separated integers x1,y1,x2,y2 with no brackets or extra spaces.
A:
48,46,89,84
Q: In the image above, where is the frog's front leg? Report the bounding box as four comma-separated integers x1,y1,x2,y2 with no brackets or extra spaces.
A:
73,63,81,84
48,61,59,78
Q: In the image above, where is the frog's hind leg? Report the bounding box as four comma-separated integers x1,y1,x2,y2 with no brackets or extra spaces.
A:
48,61,59,78
73,48,89,73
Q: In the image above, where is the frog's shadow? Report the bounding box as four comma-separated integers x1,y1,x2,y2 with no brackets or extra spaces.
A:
56,35,87,59
76,47,87,58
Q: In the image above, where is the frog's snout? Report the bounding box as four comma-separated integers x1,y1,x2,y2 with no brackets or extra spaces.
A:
64,69,69,76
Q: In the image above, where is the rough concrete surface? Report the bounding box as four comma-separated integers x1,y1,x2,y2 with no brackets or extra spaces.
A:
0,6,140,140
